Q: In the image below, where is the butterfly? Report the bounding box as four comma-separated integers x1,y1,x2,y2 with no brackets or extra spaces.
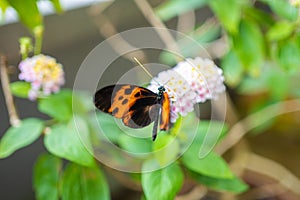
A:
94,84,170,141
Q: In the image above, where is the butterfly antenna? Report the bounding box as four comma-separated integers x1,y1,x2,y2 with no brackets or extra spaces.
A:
134,57,165,87
133,57,154,79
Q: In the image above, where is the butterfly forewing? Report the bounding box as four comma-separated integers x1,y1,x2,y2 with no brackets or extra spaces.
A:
94,84,171,140
94,84,159,127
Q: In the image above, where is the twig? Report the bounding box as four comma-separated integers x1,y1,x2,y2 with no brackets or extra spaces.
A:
0,55,20,127
205,37,227,59
134,0,182,62
175,185,207,200
194,18,228,59
242,183,292,200
214,93,240,126
92,13,147,62
245,153,300,196
220,141,250,200
217,96,300,199
177,10,195,34
215,98,300,155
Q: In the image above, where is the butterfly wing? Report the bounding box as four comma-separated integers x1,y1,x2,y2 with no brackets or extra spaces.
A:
94,84,159,128
160,92,170,131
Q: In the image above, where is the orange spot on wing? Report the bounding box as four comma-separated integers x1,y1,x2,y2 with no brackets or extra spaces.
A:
109,86,152,119
109,85,132,118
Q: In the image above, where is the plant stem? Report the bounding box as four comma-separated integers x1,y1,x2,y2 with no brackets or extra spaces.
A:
90,11,147,62
134,0,183,62
0,55,21,126
245,152,300,196
215,98,300,155
33,26,44,55
177,10,195,34
34,34,42,55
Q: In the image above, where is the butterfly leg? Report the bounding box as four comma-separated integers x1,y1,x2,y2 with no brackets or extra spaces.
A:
152,105,161,141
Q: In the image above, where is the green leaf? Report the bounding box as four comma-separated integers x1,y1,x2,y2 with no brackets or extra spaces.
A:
155,0,208,21
195,120,228,146
38,90,73,121
276,39,300,73
267,21,295,41
0,0,9,21
192,25,221,43
261,0,298,21
209,0,247,33
182,148,233,179
93,112,123,143
237,76,267,94
0,118,44,158
10,81,31,98
232,19,265,76
7,0,42,31
94,112,155,143
244,7,274,28
39,90,94,121
180,119,228,163
72,91,95,114
266,70,289,100
119,134,152,154
142,162,183,200
0,0,8,11
153,134,179,166
188,170,248,193
221,50,244,87
44,116,95,167
50,0,63,13
61,163,110,200
33,153,62,200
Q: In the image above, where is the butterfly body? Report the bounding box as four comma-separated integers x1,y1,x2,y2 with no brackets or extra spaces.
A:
94,84,170,141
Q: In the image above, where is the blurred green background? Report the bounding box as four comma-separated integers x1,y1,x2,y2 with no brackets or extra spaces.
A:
1,0,300,199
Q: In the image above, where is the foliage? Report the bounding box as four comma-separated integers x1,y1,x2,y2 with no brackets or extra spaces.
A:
142,162,183,200
0,118,44,158
156,0,300,101
1,0,300,199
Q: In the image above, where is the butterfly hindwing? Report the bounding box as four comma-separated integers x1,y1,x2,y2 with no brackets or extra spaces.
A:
123,104,158,128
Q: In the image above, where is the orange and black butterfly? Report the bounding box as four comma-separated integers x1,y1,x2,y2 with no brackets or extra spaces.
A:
94,84,170,141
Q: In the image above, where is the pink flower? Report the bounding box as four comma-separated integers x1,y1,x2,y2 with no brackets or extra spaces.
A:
148,57,225,122
18,54,65,100
174,57,225,102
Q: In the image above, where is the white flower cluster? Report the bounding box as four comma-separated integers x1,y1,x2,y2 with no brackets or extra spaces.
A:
148,57,225,122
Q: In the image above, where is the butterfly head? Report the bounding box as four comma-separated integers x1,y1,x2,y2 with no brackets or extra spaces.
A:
158,86,165,92
157,86,166,100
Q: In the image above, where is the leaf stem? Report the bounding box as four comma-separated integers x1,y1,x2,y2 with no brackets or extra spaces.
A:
33,26,44,55
0,55,21,126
